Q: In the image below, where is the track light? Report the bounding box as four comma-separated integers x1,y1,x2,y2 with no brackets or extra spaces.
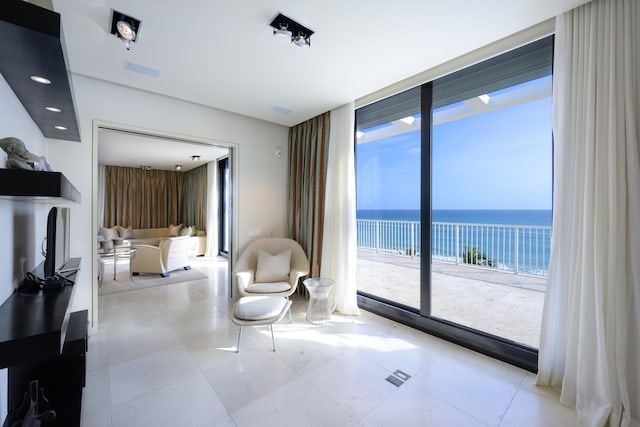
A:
269,13,314,48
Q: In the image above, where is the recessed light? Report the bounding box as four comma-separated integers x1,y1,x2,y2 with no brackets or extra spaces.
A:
478,94,490,104
191,155,200,161
54,125,67,130
46,107,62,113
175,165,182,171
30,75,51,84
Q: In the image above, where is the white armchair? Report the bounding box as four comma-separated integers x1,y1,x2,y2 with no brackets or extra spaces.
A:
131,236,191,277
234,238,310,298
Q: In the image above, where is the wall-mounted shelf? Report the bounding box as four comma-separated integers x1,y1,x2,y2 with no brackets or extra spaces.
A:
0,1,81,142
0,260,80,369
0,169,80,203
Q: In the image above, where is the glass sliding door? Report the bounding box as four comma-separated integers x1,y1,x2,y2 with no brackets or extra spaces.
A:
430,76,552,348
355,88,421,310
355,36,554,370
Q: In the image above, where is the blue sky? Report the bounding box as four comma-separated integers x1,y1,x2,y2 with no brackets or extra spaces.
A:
356,96,552,210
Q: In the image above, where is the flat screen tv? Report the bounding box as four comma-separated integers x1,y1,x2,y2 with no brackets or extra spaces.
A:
40,206,70,279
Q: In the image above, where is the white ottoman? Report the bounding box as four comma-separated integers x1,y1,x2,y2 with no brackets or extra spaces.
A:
232,296,292,352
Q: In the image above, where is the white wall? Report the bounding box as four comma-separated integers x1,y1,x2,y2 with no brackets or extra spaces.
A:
46,74,289,325
0,73,51,423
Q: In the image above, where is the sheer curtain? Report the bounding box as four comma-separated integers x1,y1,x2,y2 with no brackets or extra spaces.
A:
205,161,219,258
97,164,106,231
321,102,360,315
536,1,640,426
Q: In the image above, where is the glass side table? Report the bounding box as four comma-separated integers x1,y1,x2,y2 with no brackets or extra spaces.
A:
303,278,335,325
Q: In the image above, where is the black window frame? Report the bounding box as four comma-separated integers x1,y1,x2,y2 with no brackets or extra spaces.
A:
355,35,554,373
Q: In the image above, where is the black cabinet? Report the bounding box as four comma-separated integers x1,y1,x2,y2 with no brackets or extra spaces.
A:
5,310,87,427
0,261,87,427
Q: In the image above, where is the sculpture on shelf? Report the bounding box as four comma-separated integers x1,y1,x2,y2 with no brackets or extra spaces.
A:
0,137,52,171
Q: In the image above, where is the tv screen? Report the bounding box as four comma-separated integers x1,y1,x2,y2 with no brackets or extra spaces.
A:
42,207,70,279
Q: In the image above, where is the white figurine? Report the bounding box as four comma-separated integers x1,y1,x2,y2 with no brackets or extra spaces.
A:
0,137,52,171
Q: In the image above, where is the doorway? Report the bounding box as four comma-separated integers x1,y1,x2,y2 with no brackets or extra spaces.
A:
92,123,237,327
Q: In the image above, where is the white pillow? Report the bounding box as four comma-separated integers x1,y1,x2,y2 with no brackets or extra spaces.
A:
255,249,291,283
101,226,119,240
118,226,134,239
168,223,183,237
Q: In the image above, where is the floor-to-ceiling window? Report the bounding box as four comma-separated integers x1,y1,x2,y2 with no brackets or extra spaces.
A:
355,36,553,370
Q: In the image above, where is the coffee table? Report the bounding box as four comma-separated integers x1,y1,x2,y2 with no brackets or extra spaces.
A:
302,278,335,324
98,242,136,285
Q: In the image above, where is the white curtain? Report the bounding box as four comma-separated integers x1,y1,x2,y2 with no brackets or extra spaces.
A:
204,161,219,258
320,102,360,315
97,164,106,231
536,0,640,426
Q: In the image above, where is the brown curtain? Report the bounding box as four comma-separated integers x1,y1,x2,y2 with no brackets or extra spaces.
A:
182,165,207,231
288,112,330,277
104,166,184,228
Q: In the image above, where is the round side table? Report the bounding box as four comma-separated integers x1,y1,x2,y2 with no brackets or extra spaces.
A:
303,278,335,325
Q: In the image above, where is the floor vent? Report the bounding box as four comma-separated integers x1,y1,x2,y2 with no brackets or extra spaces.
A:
385,369,411,387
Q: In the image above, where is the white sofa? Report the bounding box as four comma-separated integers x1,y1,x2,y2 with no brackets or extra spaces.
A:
131,236,191,277
99,224,206,256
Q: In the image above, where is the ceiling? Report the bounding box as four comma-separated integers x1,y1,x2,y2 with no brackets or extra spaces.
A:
98,128,228,171
50,0,590,168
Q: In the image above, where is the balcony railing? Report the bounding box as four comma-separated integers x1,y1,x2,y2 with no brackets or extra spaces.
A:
356,219,552,277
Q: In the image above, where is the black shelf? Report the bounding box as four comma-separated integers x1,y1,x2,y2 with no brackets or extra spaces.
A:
0,169,80,203
0,1,81,142
0,259,80,369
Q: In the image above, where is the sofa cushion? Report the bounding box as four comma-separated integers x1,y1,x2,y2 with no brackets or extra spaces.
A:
117,226,135,239
168,223,183,237
255,249,291,283
101,226,119,240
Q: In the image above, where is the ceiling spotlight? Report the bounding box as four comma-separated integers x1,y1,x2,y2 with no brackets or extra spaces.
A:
54,125,67,130
191,155,200,161
46,106,62,113
273,23,292,38
292,32,311,47
110,10,141,50
175,165,182,171
269,13,314,48
140,165,152,171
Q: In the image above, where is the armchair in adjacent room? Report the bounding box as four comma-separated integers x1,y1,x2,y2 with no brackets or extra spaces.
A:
130,236,191,277
234,237,310,298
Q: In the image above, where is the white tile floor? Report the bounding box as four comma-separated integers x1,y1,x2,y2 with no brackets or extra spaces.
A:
82,258,583,427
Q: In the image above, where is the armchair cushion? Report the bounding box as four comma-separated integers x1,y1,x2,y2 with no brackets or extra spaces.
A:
246,282,291,294
255,249,291,283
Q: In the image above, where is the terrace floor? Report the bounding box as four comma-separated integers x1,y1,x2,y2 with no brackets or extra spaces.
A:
356,249,547,348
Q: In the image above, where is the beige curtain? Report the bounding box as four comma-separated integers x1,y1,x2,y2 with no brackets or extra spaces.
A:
182,165,208,231
288,112,330,277
104,166,184,228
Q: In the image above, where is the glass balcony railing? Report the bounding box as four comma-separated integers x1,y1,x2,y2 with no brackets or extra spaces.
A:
356,219,552,277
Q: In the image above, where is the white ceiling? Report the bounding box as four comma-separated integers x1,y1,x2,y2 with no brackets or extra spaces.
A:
97,128,228,171
52,0,590,168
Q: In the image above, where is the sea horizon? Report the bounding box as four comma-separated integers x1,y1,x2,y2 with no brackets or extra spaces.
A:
357,208,552,227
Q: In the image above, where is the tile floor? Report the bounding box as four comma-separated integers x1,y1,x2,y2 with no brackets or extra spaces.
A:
82,258,583,426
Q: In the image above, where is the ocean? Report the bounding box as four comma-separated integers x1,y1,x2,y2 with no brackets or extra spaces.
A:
356,209,552,275
356,209,552,227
